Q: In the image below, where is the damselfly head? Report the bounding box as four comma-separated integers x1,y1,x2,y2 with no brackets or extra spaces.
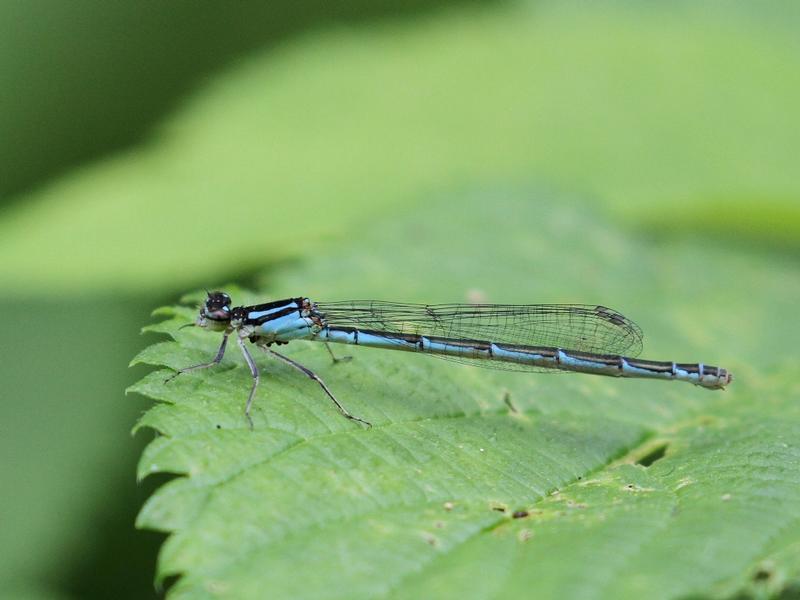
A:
197,290,232,330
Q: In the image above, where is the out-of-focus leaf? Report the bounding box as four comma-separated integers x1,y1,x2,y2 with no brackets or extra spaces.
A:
2,1,800,292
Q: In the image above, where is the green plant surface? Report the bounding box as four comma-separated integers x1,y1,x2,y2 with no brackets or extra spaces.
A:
131,190,800,599
2,1,800,293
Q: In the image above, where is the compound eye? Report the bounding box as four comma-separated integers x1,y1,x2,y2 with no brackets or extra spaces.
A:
203,291,232,321
206,291,231,309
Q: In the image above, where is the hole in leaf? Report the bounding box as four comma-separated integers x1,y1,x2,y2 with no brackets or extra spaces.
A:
636,443,669,467
753,568,772,582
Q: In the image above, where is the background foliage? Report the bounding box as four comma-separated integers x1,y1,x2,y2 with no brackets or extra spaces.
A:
1,1,799,598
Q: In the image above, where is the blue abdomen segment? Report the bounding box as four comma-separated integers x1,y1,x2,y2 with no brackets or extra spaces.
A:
318,326,731,389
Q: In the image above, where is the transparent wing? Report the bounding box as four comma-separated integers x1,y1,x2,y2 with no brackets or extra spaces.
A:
316,301,643,372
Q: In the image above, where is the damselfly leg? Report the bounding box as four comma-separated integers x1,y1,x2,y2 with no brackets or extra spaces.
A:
164,332,230,383
324,342,352,364
237,336,259,430
166,332,366,429
265,347,371,428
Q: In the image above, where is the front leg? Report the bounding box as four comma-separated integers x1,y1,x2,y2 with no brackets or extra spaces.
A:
165,332,230,383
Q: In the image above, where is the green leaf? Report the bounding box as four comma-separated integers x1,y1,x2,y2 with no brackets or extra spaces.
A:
3,1,800,293
131,190,800,598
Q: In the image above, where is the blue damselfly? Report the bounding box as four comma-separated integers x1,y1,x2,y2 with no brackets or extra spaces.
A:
166,292,732,427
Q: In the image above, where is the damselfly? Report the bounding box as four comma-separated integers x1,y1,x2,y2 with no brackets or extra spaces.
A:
166,292,732,427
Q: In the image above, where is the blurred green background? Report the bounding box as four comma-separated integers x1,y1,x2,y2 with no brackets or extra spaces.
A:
1,0,798,598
